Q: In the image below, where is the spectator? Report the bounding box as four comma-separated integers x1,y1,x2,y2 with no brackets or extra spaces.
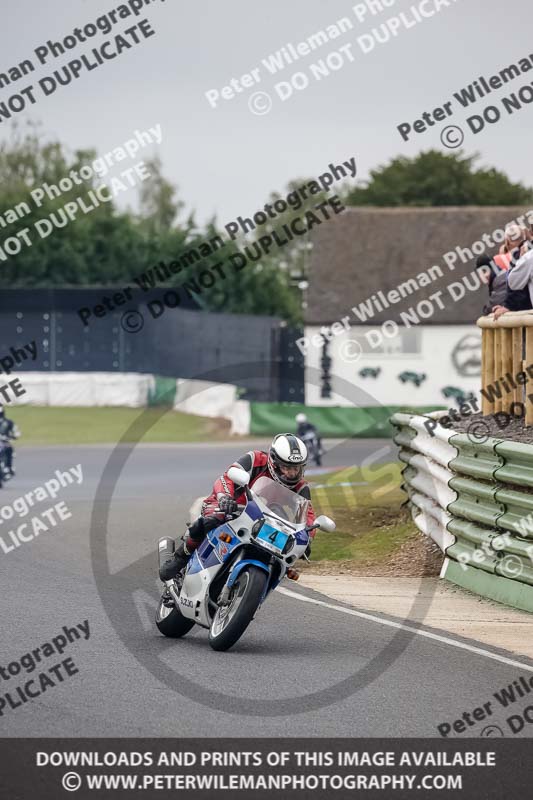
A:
477,224,517,314
506,236,533,308
490,225,533,319
477,252,506,314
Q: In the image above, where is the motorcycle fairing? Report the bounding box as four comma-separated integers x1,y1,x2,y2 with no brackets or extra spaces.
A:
177,487,310,629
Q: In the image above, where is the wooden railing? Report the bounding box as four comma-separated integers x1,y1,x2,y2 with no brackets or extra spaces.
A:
477,311,533,425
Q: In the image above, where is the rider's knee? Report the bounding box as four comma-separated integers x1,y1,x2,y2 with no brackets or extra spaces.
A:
187,516,205,541
184,535,201,552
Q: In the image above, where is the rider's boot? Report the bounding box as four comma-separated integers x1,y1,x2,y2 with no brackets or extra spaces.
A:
159,517,210,581
159,540,191,581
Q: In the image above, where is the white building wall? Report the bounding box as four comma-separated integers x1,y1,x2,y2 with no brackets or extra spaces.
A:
305,324,481,407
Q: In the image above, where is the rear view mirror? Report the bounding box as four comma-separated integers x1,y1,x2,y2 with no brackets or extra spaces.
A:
227,466,250,487
315,515,336,532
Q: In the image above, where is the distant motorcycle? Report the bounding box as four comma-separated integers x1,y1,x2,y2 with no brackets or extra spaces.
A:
300,430,322,467
156,467,335,652
0,437,12,489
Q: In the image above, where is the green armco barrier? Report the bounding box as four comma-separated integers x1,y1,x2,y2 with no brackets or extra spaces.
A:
391,411,533,613
446,540,499,575
447,476,503,527
495,556,533,586
444,559,533,614
148,376,177,406
494,441,533,486
495,534,533,565
494,487,533,537
250,404,442,437
447,518,503,551
447,521,533,583
448,434,505,481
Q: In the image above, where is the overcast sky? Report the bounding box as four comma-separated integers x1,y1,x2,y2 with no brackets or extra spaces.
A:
2,0,532,227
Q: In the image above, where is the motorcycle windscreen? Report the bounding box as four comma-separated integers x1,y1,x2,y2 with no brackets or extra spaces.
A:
250,476,308,524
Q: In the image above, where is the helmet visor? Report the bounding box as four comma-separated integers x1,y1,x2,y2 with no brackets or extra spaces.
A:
269,455,305,486
278,463,303,483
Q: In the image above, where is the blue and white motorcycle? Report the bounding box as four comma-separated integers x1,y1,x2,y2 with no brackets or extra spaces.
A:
155,467,335,651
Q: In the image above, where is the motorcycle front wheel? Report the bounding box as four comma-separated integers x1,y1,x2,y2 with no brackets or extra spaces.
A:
208,566,267,652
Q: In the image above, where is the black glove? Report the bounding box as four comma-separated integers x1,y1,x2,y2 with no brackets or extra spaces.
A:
218,495,238,514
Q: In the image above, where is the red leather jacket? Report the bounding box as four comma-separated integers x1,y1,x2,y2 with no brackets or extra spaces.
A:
202,450,316,530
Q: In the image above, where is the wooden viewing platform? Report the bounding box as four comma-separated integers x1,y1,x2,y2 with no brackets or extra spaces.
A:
477,310,533,425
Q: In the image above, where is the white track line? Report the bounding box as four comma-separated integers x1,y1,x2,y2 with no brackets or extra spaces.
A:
279,587,533,672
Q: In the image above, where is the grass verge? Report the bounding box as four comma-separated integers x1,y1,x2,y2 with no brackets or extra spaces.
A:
9,407,232,445
306,464,443,576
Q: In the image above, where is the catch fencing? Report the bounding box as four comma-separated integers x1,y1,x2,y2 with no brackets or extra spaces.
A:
391,411,533,613
0,289,304,402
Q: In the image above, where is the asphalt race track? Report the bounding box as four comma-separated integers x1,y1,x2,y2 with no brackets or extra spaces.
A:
2,440,533,738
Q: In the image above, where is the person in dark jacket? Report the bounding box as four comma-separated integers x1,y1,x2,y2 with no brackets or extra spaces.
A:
477,253,506,315
295,413,323,466
0,405,21,478
481,225,533,318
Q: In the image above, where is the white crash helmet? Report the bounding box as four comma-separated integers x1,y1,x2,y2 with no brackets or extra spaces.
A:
268,433,308,486
295,413,307,424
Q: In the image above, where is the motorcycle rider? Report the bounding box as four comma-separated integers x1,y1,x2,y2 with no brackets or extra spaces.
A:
160,433,316,581
0,405,20,478
295,413,322,466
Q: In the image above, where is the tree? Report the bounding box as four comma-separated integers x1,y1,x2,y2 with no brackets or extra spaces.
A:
138,155,184,234
0,122,151,286
167,219,303,324
344,150,533,207
0,122,302,322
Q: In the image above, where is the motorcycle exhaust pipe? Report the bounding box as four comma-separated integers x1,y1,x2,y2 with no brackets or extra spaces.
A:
158,537,175,571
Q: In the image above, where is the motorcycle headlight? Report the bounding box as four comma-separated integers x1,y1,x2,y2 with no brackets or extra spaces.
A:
251,519,264,538
282,535,295,555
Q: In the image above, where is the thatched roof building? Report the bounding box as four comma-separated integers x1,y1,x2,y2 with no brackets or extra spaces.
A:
306,206,532,325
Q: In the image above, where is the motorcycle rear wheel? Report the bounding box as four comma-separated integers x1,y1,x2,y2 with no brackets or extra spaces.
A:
155,595,195,638
208,566,267,652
